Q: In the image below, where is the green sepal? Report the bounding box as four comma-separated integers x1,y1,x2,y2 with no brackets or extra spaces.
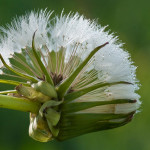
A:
39,100,63,117
0,54,38,83
57,111,135,141
39,100,63,137
23,47,44,77
46,119,59,137
45,108,60,137
57,42,109,100
64,81,131,103
0,67,27,83
60,113,133,126
32,32,54,85
62,99,136,113
16,84,51,102
0,79,30,86
45,108,61,126
32,81,57,98
10,49,37,76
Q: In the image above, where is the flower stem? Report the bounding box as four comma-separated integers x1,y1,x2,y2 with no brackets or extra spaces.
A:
0,95,40,113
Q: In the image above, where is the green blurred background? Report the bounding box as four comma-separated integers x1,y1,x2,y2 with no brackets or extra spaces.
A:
0,0,149,150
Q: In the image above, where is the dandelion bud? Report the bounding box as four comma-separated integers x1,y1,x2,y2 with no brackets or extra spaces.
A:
0,9,141,142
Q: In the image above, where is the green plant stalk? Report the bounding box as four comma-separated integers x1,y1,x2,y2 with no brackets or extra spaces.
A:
0,95,40,113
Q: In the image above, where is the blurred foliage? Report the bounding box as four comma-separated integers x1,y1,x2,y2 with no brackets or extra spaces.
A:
0,0,149,150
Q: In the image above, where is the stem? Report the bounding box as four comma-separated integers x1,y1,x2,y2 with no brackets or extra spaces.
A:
0,95,40,113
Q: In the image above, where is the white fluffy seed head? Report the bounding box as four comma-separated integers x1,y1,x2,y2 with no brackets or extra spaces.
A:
0,10,141,114
0,9,52,64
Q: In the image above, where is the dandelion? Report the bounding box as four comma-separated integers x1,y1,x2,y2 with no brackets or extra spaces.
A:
0,9,141,142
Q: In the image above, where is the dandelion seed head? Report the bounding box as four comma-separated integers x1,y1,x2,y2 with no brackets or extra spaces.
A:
0,9,140,104
0,10,141,141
